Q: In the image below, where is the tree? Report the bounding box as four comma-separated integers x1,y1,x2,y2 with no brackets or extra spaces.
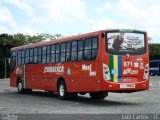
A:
149,44,160,60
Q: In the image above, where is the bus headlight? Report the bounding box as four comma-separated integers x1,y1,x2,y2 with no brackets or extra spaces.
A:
103,64,111,81
143,63,149,79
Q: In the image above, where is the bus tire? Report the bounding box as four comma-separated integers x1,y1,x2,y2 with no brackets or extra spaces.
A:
58,80,68,99
17,80,25,94
89,92,108,100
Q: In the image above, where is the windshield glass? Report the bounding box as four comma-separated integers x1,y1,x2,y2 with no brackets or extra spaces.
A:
106,30,146,55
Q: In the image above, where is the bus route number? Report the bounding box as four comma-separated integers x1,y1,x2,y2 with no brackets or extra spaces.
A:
124,62,132,67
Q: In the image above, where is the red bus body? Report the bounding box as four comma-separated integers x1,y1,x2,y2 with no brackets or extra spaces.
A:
10,29,149,95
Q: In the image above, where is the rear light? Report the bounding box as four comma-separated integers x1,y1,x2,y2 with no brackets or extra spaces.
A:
143,63,149,79
103,64,111,81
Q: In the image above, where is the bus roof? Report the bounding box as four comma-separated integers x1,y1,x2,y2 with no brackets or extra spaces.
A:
11,30,105,51
11,29,147,51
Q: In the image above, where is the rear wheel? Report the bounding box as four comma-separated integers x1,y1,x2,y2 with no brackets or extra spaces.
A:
89,92,108,99
58,80,68,99
58,80,78,99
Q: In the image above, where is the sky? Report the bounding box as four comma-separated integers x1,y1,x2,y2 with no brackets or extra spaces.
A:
0,0,160,43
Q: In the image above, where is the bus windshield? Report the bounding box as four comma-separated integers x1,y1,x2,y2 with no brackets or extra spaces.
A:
106,30,146,55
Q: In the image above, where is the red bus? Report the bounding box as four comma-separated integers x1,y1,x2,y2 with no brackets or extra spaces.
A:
10,29,149,99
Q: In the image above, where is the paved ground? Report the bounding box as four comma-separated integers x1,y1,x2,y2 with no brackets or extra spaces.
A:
0,77,160,119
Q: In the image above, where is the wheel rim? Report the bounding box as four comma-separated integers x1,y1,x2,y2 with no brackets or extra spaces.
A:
59,84,65,97
18,82,22,92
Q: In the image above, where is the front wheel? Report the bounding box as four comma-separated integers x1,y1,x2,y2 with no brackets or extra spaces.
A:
89,92,108,99
17,81,25,94
17,80,32,94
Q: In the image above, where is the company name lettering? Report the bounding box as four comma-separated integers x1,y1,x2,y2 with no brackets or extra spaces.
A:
44,66,64,73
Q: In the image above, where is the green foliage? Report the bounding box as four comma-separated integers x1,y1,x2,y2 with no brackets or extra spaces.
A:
149,44,160,60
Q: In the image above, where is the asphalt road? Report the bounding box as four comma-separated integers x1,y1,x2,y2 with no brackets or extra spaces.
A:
0,77,160,119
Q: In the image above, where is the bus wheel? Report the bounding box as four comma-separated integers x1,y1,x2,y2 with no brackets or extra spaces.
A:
17,81,24,94
58,80,68,99
89,92,108,100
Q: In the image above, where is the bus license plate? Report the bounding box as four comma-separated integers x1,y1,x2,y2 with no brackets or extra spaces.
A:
120,84,135,88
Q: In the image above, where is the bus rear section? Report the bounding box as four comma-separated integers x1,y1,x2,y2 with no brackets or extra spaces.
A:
101,30,149,92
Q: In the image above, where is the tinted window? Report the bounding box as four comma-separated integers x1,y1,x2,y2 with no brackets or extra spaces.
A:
29,49,33,63
66,42,70,61
84,39,91,49
18,51,21,65
11,51,16,69
51,45,55,63
38,47,42,63
34,48,38,63
71,41,77,61
84,39,91,60
21,50,25,65
42,46,46,63
60,43,66,62
25,49,29,64
46,46,50,63
84,37,98,60
56,44,60,62
78,40,83,61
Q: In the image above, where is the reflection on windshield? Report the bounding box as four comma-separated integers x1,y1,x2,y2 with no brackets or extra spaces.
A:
106,32,145,55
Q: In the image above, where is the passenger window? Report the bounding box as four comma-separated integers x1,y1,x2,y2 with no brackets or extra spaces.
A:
25,49,29,64
51,45,55,63
78,40,83,61
66,42,70,61
38,47,42,63
71,41,77,61
42,46,47,63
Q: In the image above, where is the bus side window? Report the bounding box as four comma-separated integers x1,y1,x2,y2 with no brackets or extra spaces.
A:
55,44,60,62
51,44,55,63
11,51,17,69
42,46,47,63
34,48,38,63
84,37,98,60
25,49,29,64
46,46,51,63
71,41,78,61
17,50,22,66
66,42,71,62
60,43,66,62
84,39,92,60
22,50,25,65
78,40,83,61
92,37,98,59
38,47,42,63
29,49,33,64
